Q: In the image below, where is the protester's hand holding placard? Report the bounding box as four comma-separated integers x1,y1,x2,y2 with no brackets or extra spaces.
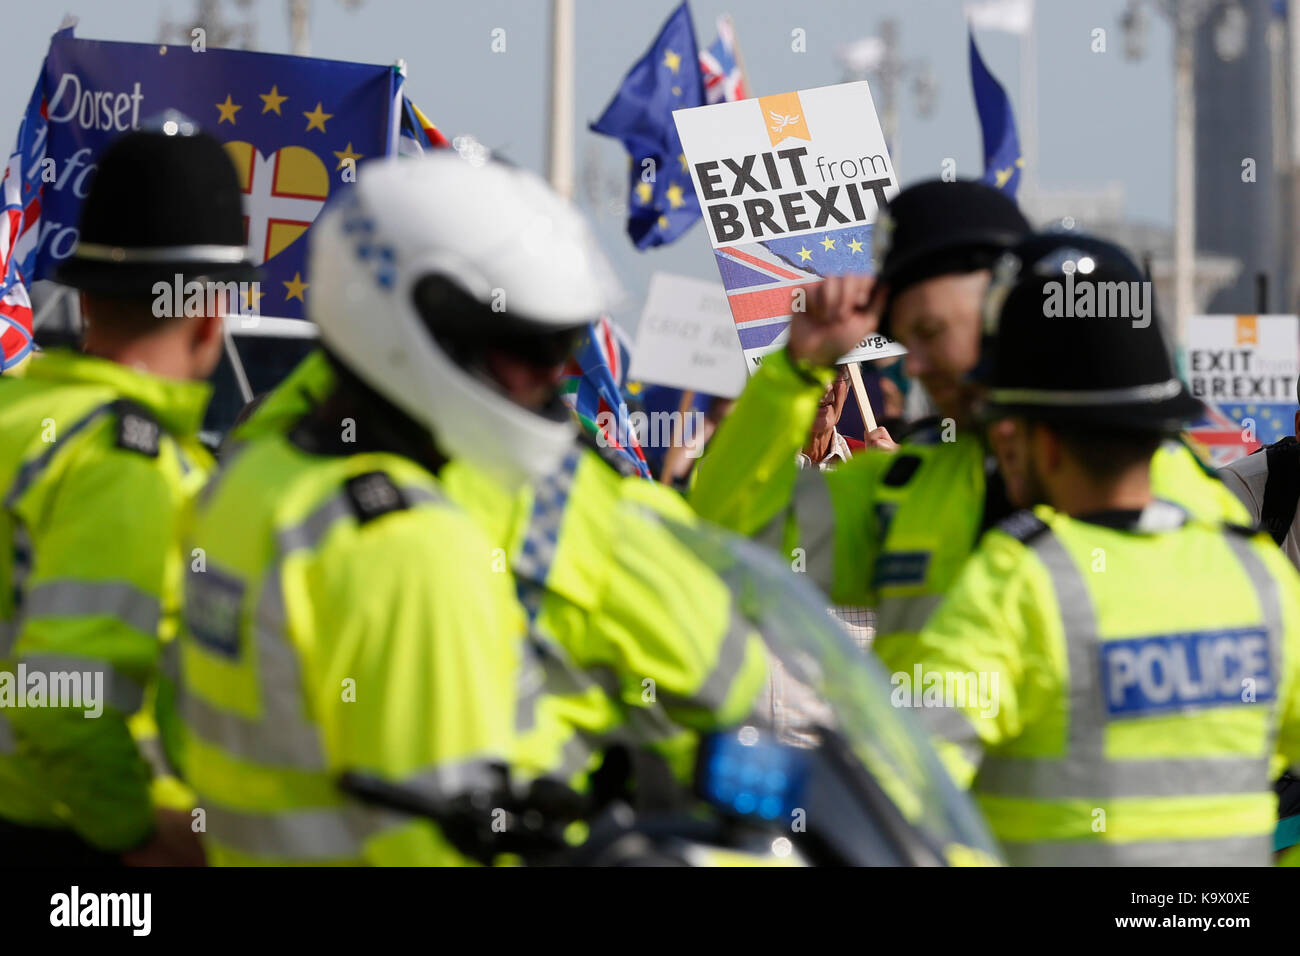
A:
673,81,906,372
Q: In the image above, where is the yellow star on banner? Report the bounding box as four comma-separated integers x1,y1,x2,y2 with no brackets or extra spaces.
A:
215,94,241,125
658,215,669,229
283,271,309,302
797,246,813,262
663,49,681,73
333,142,364,170
303,101,333,132
259,85,288,115
672,86,682,97
678,153,688,172
994,165,1014,188
820,236,836,251
635,181,653,204
848,238,864,253
241,285,265,311
666,183,686,209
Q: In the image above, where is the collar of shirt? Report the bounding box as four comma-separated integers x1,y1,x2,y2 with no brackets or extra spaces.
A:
24,349,212,438
797,428,852,471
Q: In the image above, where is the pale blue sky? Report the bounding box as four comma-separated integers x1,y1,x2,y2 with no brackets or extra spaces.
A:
0,0,1175,327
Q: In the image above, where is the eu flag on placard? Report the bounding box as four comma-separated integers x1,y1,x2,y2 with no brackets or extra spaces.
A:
969,30,1023,197
590,2,705,249
5,25,403,322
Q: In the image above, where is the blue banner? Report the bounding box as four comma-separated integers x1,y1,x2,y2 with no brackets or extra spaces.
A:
12,28,403,321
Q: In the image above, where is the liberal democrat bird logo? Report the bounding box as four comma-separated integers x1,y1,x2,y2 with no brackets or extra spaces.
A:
769,111,801,135
758,91,811,147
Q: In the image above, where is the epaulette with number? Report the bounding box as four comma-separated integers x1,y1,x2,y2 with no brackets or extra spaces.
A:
996,509,1049,544
112,400,161,458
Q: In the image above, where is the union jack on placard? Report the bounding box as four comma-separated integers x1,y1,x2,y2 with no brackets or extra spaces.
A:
715,222,876,354
699,16,749,105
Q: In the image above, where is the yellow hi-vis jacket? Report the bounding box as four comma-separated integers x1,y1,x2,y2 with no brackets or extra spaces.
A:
233,350,769,789
0,349,211,851
689,348,1252,664
180,431,522,865
894,501,1300,866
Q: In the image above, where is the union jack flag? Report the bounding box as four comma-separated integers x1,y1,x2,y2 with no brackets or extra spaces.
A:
716,222,877,356
1186,400,1272,468
699,16,749,105
560,315,651,478
0,67,49,372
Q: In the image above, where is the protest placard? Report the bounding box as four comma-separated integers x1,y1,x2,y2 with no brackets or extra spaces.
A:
630,273,749,398
673,80,907,370
1185,314,1299,465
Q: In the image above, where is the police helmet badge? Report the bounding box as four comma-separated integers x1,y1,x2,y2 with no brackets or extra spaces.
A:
982,251,1021,335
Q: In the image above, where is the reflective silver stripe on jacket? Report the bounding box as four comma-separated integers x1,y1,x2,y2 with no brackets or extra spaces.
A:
656,606,754,715
3,403,124,657
205,801,412,861
205,756,503,860
974,521,1281,813
874,593,944,638
183,482,441,773
785,467,837,594
1001,833,1271,867
20,652,145,713
4,403,119,509
24,579,161,638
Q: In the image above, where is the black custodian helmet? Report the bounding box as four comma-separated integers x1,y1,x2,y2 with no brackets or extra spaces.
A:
971,232,1203,433
872,179,1031,336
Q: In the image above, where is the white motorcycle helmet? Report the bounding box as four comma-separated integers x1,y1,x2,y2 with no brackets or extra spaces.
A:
307,152,621,487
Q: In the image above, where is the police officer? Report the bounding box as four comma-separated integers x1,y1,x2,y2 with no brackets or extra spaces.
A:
0,127,246,864
231,154,769,798
182,154,768,864
892,234,1300,866
690,180,1250,667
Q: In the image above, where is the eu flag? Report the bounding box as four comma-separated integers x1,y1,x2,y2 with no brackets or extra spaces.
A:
8,25,403,321
969,30,1023,197
590,2,705,249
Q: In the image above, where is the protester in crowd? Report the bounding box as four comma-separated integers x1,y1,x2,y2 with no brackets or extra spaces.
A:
0,127,244,866
1215,381,1300,859
891,234,1300,866
1217,383,1300,570
690,179,1251,671
214,152,770,840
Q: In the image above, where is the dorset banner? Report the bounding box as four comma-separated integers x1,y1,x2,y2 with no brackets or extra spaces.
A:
1185,314,1299,466
2,22,403,340
673,80,907,371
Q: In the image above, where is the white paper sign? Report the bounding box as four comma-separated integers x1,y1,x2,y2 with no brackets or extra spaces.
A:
673,80,906,372
630,273,749,397
1185,314,1298,464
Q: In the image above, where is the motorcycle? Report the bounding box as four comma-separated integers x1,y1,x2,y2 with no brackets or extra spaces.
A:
342,510,1002,867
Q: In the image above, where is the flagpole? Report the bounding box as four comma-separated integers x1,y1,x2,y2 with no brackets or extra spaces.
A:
724,13,754,97
1019,2,1037,205
547,0,576,198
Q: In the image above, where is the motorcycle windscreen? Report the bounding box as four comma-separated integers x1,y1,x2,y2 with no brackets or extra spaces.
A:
642,506,1003,866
